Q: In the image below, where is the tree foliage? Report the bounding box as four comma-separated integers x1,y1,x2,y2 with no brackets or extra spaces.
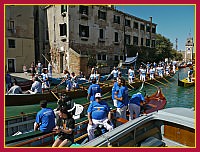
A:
126,33,183,65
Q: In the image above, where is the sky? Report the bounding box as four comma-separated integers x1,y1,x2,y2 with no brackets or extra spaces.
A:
115,5,195,51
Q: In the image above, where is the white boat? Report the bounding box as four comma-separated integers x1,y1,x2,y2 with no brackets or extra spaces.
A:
82,107,195,147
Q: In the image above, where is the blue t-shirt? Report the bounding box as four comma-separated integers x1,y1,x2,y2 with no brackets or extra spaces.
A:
87,100,110,120
6,74,12,84
117,86,129,108
112,82,119,100
87,84,101,101
35,108,56,132
129,93,145,106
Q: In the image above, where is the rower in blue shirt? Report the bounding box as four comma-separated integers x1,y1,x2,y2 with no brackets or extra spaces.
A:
34,100,56,132
128,92,145,120
112,79,119,107
87,93,113,141
87,79,101,103
115,78,129,120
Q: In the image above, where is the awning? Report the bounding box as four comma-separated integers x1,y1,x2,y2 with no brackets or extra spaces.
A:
123,53,138,65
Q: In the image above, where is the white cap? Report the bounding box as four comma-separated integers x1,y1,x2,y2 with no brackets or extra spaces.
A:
95,93,102,98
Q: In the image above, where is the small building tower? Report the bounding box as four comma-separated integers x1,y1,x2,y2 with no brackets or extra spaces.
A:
185,35,194,62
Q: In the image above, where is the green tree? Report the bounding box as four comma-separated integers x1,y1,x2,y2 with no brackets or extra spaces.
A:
156,34,173,61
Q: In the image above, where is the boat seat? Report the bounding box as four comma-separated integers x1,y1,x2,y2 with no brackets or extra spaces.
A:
139,136,165,147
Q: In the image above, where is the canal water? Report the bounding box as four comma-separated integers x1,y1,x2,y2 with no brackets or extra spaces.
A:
142,67,195,109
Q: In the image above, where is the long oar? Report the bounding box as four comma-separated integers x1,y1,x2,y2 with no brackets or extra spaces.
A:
42,54,63,78
154,78,168,87
50,90,60,100
37,76,60,100
163,77,171,84
51,77,67,91
145,81,158,88
139,82,144,91
128,83,135,90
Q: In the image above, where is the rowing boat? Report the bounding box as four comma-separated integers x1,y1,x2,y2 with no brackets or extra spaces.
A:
178,78,195,87
16,80,33,91
177,73,195,87
5,88,167,147
5,83,113,106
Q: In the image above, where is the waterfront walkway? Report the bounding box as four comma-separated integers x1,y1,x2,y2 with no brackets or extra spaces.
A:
10,72,64,82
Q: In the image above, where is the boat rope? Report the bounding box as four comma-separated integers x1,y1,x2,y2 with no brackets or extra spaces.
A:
145,81,158,88
154,79,168,87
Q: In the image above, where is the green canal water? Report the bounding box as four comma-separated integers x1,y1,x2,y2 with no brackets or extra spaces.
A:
143,67,195,109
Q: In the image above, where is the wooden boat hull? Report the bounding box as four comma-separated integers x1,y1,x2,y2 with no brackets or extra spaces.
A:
178,78,195,87
5,84,113,106
144,88,167,114
16,80,33,91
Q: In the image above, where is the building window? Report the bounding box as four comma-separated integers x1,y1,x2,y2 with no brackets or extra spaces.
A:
140,24,145,31
99,29,104,39
8,39,15,48
79,25,89,37
133,36,138,46
79,5,88,15
97,54,101,60
114,55,118,61
102,54,107,60
134,22,138,29
152,27,156,33
8,20,15,30
125,34,130,45
146,39,150,47
59,23,67,36
125,19,130,27
146,25,150,32
61,5,67,14
113,15,120,24
98,10,106,20
141,38,144,46
120,56,123,60
114,32,119,42
152,40,156,48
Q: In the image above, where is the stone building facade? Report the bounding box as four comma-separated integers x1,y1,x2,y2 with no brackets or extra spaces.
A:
46,5,157,76
5,5,35,72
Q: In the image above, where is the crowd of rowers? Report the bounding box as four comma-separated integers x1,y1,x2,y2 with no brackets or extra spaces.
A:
5,61,177,95
32,72,164,147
